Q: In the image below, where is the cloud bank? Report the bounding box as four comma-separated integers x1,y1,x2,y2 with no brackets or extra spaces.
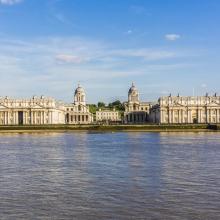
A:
0,36,191,102
0,0,23,5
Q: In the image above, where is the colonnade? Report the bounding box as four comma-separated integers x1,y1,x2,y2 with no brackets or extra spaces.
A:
66,113,90,124
124,112,147,124
0,110,53,125
160,108,220,124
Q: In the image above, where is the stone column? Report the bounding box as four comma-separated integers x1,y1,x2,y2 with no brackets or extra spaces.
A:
50,111,53,124
190,110,192,123
187,109,190,124
182,109,184,123
217,109,220,123
198,109,200,123
13,111,15,125
172,110,174,124
4,111,7,125
161,110,163,124
206,108,208,124
23,111,26,125
40,111,43,124
32,111,34,124
178,110,180,123
168,109,170,124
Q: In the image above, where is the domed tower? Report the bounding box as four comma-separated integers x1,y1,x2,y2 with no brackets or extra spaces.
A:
74,84,86,106
128,82,139,103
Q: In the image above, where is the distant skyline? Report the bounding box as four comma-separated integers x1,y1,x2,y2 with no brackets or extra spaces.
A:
0,0,220,103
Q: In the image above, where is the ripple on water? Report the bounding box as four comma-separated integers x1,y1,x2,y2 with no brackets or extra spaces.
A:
0,132,219,220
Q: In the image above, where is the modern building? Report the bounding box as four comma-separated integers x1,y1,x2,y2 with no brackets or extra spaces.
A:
150,94,220,124
0,96,65,125
124,83,152,124
96,108,120,123
65,84,93,124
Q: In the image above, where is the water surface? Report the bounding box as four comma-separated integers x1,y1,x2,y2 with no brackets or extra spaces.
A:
0,132,219,219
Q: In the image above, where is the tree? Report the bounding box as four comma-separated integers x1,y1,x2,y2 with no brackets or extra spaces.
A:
88,104,97,114
97,102,105,108
108,100,125,111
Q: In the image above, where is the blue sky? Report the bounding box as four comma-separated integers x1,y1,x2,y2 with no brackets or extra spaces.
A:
0,0,220,103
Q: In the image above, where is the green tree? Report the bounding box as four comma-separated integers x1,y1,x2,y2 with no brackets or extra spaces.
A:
108,100,125,111
88,104,97,114
97,102,105,108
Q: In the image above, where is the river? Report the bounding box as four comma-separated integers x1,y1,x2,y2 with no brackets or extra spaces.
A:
0,132,219,219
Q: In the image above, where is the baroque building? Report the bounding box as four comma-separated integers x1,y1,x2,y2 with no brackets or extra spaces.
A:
149,94,220,124
96,108,121,123
65,84,93,124
124,83,152,124
0,96,65,125
0,84,93,125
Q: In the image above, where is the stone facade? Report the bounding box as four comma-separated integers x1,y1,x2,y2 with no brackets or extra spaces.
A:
65,84,93,124
96,108,120,122
150,94,220,124
0,96,65,125
0,84,93,125
124,83,152,124
1,83,219,126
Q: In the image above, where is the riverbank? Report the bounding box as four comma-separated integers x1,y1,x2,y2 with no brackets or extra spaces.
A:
0,124,219,132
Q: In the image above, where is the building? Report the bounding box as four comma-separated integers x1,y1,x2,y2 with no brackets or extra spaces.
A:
65,84,93,124
96,108,120,123
124,83,152,124
0,84,93,125
0,96,65,125
150,94,220,124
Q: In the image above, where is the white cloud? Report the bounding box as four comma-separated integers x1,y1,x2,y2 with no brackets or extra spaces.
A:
165,34,181,41
0,36,191,102
56,54,87,64
0,0,23,5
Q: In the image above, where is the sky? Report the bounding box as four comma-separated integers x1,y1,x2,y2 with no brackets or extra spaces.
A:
0,0,220,103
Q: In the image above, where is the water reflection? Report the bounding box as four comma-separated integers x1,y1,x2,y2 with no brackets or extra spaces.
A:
0,132,219,219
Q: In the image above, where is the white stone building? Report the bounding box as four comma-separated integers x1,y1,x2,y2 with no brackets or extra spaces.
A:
150,94,220,124
0,96,65,125
65,84,93,124
96,108,120,123
124,83,152,124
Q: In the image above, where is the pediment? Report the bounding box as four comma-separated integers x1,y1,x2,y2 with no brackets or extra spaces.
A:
208,101,220,107
172,102,186,107
0,103,8,109
30,103,46,109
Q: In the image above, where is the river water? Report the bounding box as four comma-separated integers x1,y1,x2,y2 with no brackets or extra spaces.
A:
0,132,219,220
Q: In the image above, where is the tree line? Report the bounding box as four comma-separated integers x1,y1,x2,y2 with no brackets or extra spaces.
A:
88,100,125,114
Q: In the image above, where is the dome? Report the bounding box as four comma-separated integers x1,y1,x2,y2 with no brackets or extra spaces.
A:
128,82,138,94
74,84,86,105
75,84,85,95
